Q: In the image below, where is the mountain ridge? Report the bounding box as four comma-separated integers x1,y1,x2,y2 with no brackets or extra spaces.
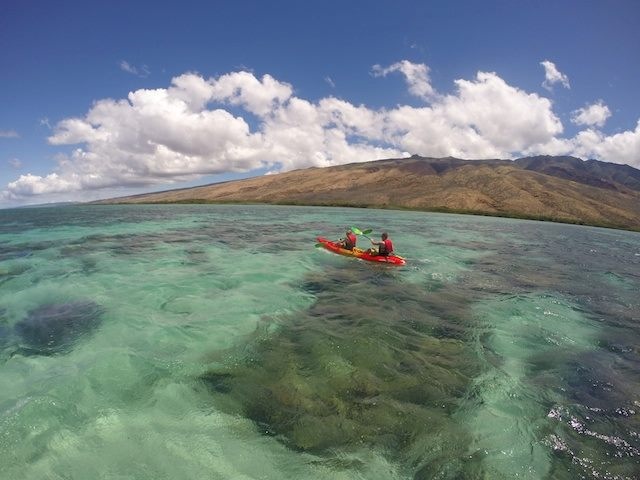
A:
93,155,640,231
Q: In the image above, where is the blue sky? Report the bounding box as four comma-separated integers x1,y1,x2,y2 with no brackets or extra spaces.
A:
1,0,639,206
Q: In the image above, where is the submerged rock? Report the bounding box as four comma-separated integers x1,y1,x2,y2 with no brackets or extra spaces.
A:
15,300,105,355
201,265,481,476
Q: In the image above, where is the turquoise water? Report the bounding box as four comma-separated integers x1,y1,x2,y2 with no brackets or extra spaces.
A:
0,204,638,479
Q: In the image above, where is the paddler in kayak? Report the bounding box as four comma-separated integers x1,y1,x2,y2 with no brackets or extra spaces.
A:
338,229,358,251
369,232,394,256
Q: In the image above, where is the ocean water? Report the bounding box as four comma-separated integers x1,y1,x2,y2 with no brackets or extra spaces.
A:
0,204,638,480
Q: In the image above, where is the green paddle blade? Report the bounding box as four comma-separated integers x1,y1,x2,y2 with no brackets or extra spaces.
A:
351,227,372,235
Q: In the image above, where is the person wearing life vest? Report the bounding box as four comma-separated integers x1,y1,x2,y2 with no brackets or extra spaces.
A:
370,232,393,256
339,230,358,250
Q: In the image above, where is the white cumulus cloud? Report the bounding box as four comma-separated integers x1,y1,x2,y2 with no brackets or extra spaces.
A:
541,60,570,91
571,101,612,127
372,60,437,100
2,61,640,204
209,71,294,117
573,122,640,165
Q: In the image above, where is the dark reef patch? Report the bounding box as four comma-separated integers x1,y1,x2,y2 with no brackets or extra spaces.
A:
201,264,483,477
14,300,105,355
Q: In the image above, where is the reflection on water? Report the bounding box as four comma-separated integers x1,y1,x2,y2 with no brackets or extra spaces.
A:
0,205,638,479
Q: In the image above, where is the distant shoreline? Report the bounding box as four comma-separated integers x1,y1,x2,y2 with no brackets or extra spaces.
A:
87,200,640,233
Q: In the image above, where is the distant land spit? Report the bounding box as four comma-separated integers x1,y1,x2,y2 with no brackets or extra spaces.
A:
93,155,640,232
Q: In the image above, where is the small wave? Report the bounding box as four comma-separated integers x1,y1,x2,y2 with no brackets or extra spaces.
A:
547,404,640,479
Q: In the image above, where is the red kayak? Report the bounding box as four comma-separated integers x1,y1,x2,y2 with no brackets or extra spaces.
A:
316,237,406,266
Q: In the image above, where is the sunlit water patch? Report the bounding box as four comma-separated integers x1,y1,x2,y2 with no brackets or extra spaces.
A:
0,204,638,479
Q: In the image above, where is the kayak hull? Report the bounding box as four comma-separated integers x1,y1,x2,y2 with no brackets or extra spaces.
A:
316,237,406,266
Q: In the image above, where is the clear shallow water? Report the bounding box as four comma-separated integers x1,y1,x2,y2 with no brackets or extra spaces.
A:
0,204,638,479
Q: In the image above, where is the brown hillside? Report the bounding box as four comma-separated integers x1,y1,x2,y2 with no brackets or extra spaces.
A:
95,157,640,231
